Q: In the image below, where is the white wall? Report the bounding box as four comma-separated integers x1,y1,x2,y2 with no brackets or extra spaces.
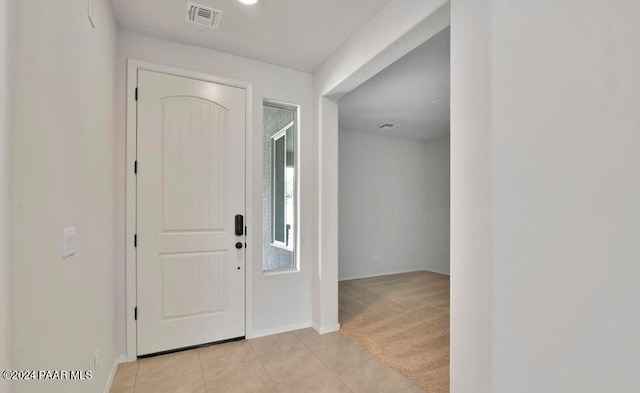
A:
490,1,640,392
450,1,493,392
9,1,118,392
338,131,449,280
0,1,12,392
451,0,640,391
423,135,450,275
115,30,315,353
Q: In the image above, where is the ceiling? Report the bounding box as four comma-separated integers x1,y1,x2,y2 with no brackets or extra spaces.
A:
110,0,390,73
339,27,450,142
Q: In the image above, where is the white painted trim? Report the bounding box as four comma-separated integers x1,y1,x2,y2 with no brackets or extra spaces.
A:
125,59,254,358
339,268,449,282
271,121,294,140
125,60,137,362
270,241,292,252
244,73,255,343
270,121,294,251
103,355,127,393
423,267,450,276
251,321,312,339
312,322,341,335
261,268,299,277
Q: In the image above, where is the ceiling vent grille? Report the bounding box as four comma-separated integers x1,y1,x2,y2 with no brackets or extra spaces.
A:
186,2,223,29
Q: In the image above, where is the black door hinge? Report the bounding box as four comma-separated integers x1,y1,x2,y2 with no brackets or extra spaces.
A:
135,87,138,101
134,234,137,247
134,307,137,321
134,160,137,174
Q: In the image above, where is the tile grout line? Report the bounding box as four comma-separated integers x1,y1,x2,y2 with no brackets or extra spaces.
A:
295,330,360,393
290,331,332,377
245,340,280,389
196,348,209,393
257,354,279,389
257,332,330,388
248,335,284,389
133,361,139,390
335,372,357,393
131,365,138,392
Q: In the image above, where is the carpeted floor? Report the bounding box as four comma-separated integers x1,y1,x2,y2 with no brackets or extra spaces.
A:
339,271,450,393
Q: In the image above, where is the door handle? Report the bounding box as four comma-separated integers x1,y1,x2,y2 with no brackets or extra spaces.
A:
235,242,243,249
235,215,244,236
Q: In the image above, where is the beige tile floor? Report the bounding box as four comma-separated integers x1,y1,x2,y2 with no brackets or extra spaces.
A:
110,328,423,393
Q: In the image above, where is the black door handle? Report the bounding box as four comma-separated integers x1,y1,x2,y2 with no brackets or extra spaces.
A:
235,215,244,236
235,242,243,249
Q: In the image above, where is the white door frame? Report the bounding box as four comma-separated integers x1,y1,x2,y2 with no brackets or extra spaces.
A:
125,59,254,361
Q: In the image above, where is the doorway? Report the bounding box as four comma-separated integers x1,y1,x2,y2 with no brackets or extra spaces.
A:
337,27,451,392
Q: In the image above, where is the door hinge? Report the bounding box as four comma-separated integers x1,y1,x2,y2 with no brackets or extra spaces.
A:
134,307,137,321
134,234,137,247
134,160,137,174
135,87,138,101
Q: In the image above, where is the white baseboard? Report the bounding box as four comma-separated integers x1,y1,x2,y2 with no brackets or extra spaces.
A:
104,355,127,393
339,268,426,281
339,267,449,281
311,322,341,335
424,267,450,276
250,321,312,339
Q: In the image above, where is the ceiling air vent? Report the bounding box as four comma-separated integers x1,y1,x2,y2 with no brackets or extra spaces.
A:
186,2,223,29
378,123,399,129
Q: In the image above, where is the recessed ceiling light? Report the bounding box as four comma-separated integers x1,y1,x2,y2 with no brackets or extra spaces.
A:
238,0,258,4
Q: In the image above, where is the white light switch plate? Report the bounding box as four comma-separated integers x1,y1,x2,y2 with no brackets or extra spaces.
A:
63,227,77,258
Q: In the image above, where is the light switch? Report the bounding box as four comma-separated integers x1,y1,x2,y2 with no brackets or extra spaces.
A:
63,227,77,258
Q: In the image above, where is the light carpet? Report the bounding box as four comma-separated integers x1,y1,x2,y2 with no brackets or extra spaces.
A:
339,270,450,393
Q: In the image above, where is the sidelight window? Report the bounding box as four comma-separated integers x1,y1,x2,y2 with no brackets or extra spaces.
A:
263,103,297,272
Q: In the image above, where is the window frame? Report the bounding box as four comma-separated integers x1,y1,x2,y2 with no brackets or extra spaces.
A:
270,120,295,251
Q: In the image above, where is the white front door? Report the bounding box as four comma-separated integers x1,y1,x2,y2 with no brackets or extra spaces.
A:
136,69,246,356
